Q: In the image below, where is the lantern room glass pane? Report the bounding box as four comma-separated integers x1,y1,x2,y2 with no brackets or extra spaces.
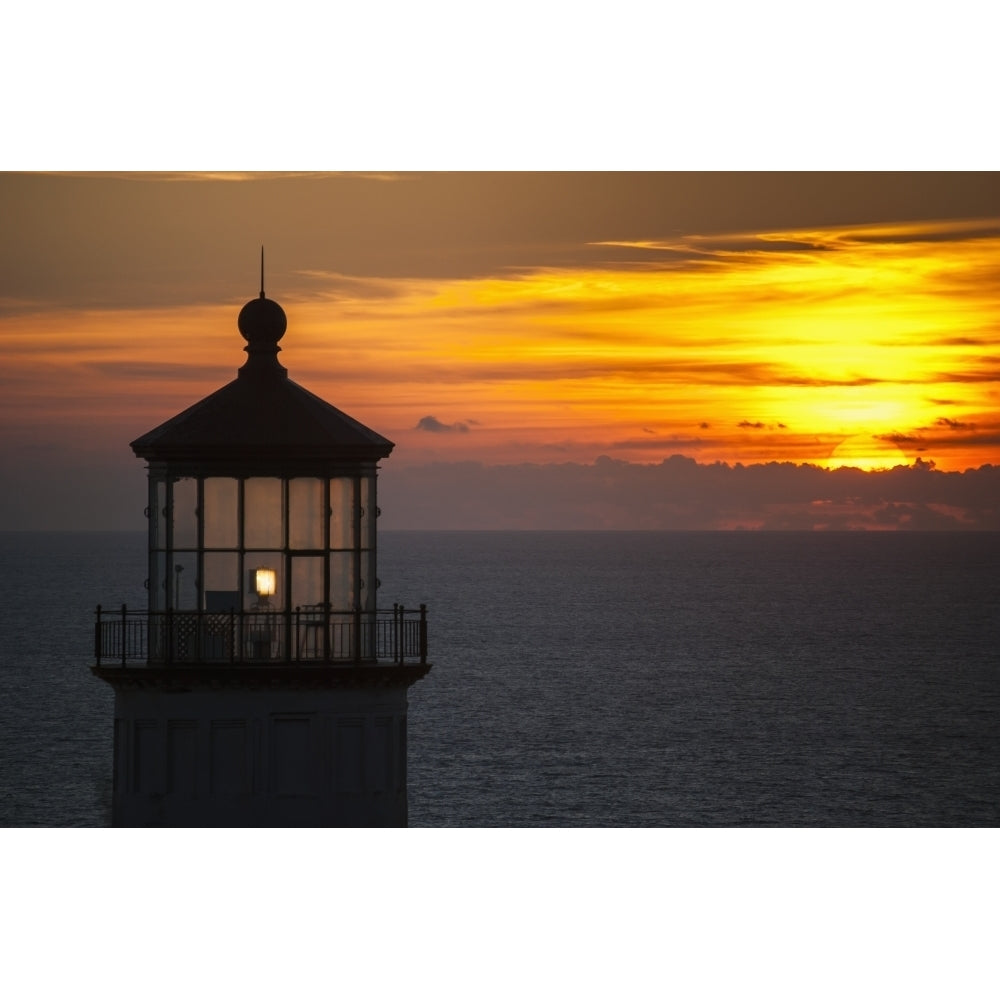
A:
245,478,284,549
291,556,324,611
289,478,324,550
361,550,376,611
204,552,239,611
171,552,197,610
204,477,238,549
151,478,167,550
149,550,167,612
329,477,354,550
360,475,375,550
172,477,198,549
329,551,355,611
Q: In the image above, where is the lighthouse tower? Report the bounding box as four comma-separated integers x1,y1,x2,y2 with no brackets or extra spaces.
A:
92,264,431,826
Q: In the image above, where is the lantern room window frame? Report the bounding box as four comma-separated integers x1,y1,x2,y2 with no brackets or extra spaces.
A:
146,471,379,619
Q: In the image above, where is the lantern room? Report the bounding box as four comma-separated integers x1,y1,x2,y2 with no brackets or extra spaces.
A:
125,274,408,664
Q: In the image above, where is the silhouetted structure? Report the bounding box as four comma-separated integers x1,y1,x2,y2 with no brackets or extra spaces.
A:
92,263,431,826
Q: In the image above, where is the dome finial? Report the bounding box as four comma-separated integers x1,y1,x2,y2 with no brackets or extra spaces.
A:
238,251,287,378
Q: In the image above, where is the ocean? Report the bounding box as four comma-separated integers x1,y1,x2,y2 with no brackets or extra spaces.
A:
1,529,998,827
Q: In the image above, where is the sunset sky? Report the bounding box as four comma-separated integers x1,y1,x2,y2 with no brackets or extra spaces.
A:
2,171,999,529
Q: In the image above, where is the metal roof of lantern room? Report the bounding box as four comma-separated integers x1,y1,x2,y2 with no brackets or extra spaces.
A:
130,259,394,476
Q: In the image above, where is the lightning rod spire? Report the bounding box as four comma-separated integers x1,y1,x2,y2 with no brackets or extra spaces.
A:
260,246,265,299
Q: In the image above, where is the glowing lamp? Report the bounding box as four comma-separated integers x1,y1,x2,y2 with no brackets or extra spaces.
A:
255,567,277,598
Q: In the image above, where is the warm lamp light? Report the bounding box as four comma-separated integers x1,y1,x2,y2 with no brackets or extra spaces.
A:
255,567,277,597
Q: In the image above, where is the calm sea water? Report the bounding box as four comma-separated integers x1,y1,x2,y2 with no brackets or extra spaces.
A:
1,530,997,826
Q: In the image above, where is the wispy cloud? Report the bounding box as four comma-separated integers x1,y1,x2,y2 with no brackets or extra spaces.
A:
935,417,977,431
28,171,402,183
84,361,230,381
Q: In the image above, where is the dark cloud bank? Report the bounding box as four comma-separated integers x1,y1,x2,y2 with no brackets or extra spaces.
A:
379,455,1000,531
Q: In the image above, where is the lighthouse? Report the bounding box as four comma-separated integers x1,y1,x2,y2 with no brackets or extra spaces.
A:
92,262,431,826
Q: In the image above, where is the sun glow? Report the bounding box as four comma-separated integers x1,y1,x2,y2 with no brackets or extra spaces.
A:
819,435,913,472
317,220,1000,471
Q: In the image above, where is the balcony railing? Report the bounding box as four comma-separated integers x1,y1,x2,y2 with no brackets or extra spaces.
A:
94,604,428,667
